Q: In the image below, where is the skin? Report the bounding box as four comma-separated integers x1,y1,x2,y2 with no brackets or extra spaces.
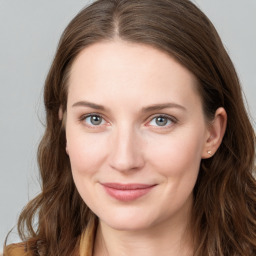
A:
65,40,227,256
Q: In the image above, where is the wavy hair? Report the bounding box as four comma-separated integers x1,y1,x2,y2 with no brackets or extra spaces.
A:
5,0,256,255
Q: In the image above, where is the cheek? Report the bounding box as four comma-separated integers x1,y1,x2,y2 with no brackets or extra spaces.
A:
144,131,204,214
145,129,204,178
66,132,108,209
66,130,108,176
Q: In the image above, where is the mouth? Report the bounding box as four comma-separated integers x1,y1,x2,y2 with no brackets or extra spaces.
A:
101,183,156,201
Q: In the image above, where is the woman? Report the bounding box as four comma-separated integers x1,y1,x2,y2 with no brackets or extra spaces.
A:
4,0,256,255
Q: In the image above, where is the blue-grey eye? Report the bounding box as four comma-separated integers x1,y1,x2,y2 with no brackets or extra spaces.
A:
85,115,105,126
149,116,172,127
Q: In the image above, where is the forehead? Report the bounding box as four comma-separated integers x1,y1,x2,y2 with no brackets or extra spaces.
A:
67,40,201,109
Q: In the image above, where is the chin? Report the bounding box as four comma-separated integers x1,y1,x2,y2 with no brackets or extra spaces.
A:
98,207,158,231
104,219,154,232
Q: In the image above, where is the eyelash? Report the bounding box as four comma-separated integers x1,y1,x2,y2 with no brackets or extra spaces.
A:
79,113,108,128
146,114,177,128
79,113,177,129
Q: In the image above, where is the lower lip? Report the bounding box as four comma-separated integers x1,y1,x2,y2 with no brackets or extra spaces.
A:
102,184,155,202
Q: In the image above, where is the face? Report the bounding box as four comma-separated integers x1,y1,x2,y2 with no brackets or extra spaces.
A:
65,41,211,231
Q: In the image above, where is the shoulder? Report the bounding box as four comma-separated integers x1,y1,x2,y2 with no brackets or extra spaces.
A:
3,243,31,256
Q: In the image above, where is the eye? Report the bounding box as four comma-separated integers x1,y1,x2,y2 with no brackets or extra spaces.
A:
148,115,175,127
83,114,107,126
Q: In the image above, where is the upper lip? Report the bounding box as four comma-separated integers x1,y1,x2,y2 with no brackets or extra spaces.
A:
101,183,156,190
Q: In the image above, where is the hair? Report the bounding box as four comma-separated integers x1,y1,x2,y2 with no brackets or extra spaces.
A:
5,0,256,255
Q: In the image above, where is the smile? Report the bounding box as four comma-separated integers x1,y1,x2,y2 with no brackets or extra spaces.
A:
101,183,156,202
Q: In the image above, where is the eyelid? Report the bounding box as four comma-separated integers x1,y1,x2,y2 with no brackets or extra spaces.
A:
145,114,178,127
78,112,177,129
79,113,109,128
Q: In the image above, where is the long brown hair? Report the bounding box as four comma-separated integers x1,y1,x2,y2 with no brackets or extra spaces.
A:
5,0,256,255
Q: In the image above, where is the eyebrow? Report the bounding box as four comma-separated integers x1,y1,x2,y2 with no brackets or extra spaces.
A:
72,101,186,112
72,101,106,110
141,103,186,113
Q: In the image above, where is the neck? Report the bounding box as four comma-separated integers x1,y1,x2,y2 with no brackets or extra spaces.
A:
93,204,194,256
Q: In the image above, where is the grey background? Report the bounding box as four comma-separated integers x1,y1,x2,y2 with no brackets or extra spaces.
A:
0,0,255,249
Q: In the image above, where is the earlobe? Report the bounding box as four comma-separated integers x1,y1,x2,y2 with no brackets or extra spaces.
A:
202,107,227,159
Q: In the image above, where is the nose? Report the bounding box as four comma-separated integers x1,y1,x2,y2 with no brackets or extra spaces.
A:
108,126,145,172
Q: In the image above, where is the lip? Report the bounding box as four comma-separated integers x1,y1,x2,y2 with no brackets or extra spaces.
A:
101,183,156,201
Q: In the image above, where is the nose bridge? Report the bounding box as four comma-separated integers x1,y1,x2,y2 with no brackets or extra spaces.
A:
109,123,144,172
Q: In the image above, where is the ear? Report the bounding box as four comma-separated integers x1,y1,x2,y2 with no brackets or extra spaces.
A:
66,145,69,156
59,106,69,155
58,106,63,120
201,107,227,159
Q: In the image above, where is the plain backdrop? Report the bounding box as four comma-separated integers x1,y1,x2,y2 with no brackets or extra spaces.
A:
0,0,255,249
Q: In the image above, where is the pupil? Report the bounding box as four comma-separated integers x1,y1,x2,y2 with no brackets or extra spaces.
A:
91,115,102,125
156,117,167,126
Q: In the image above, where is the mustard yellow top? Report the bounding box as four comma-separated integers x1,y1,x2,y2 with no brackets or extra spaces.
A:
3,243,31,256
3,216,97,256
